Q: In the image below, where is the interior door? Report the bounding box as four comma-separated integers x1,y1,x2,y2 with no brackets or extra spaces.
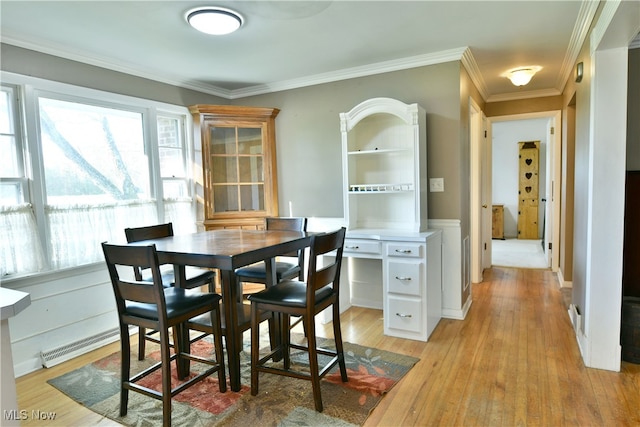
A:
481,113,492,271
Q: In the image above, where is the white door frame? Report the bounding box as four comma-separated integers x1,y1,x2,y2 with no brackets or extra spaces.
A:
486,110,562,273
470,97,489,283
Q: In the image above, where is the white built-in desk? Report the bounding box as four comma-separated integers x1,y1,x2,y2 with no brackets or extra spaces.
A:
342,229,442,342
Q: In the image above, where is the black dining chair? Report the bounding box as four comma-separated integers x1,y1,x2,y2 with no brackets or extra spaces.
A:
235,217,308,299
101,242,226,427
247,227,348,412
125,223,216,359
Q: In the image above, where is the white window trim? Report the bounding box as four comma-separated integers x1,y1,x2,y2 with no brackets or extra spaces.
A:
0,71,196,283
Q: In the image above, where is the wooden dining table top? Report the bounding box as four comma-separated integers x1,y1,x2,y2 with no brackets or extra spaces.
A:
129,228,312,270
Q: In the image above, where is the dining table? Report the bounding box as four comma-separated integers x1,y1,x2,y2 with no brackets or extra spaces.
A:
127,228,313,392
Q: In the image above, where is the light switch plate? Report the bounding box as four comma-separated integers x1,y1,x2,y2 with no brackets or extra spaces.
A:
430,178,444,192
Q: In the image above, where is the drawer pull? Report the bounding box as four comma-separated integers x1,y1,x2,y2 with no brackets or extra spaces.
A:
396,313,413,318
345,245,360,250
395,249,412,254
395,276,412,281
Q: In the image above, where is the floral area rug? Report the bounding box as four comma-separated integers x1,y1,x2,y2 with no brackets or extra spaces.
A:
48,334,418,426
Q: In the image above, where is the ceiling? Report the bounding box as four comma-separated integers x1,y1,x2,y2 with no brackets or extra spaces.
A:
1,1,598,102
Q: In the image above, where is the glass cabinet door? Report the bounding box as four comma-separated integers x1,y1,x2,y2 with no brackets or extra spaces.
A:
190,104,279,229
209,125,265,214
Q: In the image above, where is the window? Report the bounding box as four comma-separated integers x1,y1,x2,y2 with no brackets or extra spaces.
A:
1,85,45,276
157,114,195,235
0,75,195,278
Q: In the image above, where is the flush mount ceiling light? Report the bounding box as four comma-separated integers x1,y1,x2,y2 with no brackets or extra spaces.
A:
186,7,243,35
505,66,542,86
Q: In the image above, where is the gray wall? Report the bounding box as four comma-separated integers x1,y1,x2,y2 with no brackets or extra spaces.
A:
0,44,228,106
2,43,467,226
228,62,464,222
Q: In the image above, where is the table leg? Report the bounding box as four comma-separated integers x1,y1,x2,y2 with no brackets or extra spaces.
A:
264,258,283,361
220,269,242,392
173,265,191,378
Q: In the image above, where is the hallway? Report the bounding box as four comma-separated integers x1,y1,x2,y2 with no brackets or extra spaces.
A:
492,238,548,269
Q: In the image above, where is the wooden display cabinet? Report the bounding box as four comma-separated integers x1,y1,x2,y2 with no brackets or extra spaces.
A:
190,105,279,230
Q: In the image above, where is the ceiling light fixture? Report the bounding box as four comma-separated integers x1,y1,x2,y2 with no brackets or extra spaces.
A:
506,66,542,86
186,7,243,35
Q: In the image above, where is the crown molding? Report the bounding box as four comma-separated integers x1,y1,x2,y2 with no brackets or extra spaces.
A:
486,88,562,103
460,47,489,101
1,35,234,99
555,0,599,92
229,47,468,99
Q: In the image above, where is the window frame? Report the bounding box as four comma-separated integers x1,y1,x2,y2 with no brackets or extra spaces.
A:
1,71,196,281
0,84,30,204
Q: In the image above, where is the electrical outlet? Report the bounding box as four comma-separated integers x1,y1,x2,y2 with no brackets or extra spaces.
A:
430,178,444,192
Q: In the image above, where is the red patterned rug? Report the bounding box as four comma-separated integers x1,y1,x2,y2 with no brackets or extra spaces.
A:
48,334,418,426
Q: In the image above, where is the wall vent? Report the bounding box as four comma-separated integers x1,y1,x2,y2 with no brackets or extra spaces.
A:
40,327,128,368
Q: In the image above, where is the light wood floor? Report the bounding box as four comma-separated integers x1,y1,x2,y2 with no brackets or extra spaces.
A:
15,267,640,426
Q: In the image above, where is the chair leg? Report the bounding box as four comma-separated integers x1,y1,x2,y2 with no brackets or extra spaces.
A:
332,303,348,382
160,327,173,427
119,324,131,417
250,303,260,396
305,315,323,412
138,326,146,360
210,307,227,392
282,313,291,370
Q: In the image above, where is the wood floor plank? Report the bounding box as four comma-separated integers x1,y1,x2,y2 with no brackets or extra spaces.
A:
15,266,640,426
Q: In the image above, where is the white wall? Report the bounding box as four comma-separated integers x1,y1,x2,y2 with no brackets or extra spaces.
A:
492,118,549,238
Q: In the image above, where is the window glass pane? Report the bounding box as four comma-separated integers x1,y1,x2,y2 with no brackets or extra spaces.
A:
0,182,23,205
0,89,12,134
162,180,188,198
39,97,150,204
157,116,181,148
0,135,19,176
158,116,185,178
159,147,185,178
238,127,262,155
210,126,236,154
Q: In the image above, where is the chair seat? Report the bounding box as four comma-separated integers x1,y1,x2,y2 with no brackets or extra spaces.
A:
125,288,221,321
141,266,215,289
247,281,333,308
236,261,300,281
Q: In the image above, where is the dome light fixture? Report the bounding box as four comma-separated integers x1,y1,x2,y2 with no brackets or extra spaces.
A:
505,66,542,86
186,7,243,35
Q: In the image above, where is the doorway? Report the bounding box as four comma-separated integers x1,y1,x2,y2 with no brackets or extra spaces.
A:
485,111,561,272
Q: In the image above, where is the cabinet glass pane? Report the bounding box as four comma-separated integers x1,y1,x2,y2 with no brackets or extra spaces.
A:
237,127,262,155
238,156,263,182
213,185,238,213
212,156,237,184
240,184,264,211
210,127,236,154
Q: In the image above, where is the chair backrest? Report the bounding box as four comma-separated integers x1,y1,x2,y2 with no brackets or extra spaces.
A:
306,227,346,301
265,217,307,233
101,242,167,323
266,217,308,262
124,223,174,281
124,223,174,243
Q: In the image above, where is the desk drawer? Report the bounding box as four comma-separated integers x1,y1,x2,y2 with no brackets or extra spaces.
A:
387,296,423,333
387,261,422,296
386,242,423,258
343,239,382,256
